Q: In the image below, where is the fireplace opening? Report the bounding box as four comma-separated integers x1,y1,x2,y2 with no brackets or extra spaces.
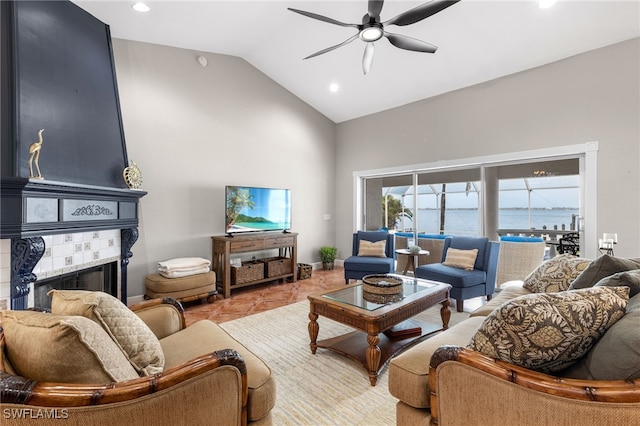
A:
34,262,118,310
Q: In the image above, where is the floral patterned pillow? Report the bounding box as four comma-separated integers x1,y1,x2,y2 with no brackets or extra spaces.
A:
523,254,591,293
467,286,629,374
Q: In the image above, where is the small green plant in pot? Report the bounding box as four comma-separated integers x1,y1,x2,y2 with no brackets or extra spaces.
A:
319,246,338,271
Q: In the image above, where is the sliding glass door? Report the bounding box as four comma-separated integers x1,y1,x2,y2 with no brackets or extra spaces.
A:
492,159,580,237
416,169,481,236
360,156,584,250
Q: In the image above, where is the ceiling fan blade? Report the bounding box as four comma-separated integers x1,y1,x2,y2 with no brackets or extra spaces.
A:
368,0,385,21
288,8,359,29
362,43,375,75
384,0,460,27
385,32,438,53
304,34,359,60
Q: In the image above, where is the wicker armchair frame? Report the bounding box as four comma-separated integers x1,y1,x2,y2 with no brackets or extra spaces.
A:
429,345,640,426
0,298,249,425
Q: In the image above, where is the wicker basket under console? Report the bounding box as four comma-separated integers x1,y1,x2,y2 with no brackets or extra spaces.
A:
260,257,293,278
231,261,264,285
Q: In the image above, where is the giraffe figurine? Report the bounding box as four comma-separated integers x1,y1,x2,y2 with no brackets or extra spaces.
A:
28,129,45,179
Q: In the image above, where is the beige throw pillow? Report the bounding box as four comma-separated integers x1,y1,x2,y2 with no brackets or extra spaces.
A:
357,240,387,258
50,290,165,376
467,286,629,374
1,310,139,383
523,254,591,293
443,248,478,271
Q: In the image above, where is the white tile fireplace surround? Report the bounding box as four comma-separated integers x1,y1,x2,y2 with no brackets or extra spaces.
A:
0,229,121,310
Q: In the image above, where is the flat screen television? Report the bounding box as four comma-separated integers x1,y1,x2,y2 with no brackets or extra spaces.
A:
225,186,292,235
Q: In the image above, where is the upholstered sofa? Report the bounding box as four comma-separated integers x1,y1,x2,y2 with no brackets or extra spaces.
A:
389,254,640,425
0,292,275,425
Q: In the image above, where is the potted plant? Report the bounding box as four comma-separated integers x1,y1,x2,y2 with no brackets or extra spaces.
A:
319,246,338,271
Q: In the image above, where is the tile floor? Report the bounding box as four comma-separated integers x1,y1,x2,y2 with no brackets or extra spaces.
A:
182,267,347,326
182,267,488,326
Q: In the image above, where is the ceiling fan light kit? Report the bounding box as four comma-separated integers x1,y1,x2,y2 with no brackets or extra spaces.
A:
288,0,460,74
360,26,383,42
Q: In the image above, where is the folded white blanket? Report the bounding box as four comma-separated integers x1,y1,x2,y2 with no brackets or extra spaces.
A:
159,266,211,279
158,257,211,273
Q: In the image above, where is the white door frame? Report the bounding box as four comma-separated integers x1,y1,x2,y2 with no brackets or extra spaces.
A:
353,142,598,258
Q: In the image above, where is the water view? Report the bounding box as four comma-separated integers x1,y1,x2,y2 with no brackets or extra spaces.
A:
399,208,579,237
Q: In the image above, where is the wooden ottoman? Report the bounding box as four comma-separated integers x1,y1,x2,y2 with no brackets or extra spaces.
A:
144,271,217,304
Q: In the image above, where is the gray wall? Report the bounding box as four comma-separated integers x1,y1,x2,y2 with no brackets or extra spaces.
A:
335,38,640,261
111,39,336,298
112,37,639,299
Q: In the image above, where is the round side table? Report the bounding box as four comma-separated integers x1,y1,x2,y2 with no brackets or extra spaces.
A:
395,248,430,276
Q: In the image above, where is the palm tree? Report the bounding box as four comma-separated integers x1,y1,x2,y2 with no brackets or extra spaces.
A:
382,195,413,230
226,187,255,229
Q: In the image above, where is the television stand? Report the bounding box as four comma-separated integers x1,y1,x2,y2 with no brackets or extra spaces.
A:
211,232,298,298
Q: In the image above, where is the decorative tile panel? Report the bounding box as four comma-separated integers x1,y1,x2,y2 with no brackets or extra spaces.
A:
0,230,122,309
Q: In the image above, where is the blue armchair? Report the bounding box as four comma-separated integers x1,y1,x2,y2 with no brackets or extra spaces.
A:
415,236,500,312
344,231,395,284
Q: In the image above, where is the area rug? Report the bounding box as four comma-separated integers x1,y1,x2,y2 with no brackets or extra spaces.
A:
219,300,470,425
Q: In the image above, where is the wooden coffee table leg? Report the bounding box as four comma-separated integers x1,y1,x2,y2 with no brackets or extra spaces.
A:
366,333,381,386
308,311,319,354
440,299,451,330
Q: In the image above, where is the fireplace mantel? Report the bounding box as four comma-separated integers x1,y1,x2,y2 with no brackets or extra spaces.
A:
1,177,146,239
2,177,146,309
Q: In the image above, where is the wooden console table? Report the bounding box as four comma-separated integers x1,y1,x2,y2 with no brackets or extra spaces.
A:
211,233,297,298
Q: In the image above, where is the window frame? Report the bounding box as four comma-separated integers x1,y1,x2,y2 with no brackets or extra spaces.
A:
353,142,598,258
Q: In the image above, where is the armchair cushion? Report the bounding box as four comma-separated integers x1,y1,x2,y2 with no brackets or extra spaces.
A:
468,286,629,374
442,248,478,271
523,254,591,293
160,320,275,421
344,256,395,274
388,316,486,409
50,290,165,376
357,239,387,257
0,310,139,383
417,263,486,288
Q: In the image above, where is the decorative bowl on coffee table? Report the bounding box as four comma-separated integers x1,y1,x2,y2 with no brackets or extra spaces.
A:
362,274,404,303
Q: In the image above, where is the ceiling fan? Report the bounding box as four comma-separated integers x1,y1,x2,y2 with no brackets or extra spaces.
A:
288,0,460,75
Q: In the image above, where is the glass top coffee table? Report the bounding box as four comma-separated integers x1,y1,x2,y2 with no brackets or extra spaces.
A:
307,274,451,386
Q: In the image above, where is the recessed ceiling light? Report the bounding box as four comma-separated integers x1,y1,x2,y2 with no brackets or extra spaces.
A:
538,0,557,9
132,2,151,13
329,83,339,93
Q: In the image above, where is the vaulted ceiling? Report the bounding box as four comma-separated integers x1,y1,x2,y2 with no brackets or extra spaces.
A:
73,1,640,123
